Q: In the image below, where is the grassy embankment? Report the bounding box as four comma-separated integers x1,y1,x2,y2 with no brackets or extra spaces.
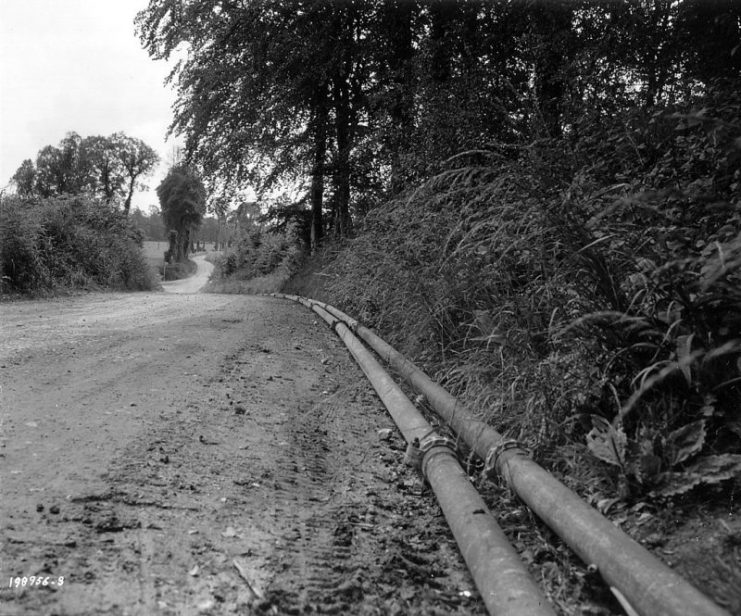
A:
279,103,741,610
203,225,302,295
219,100,741,515
283,100,741,515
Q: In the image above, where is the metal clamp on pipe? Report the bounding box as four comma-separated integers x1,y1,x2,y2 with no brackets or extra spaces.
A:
484,439,529,480
419,435,458,480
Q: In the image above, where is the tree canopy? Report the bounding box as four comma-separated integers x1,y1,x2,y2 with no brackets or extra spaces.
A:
137,0,741,244
11,132,159,213
157,163,207,262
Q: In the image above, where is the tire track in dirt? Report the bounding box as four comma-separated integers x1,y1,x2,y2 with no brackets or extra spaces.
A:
0,294,485,615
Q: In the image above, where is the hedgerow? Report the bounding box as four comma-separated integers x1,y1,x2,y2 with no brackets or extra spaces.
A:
207,222,303,294
0,195,158,296
324,90,741,500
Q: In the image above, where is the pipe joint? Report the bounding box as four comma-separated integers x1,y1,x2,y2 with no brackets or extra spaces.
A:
419,435,458,479
484,439,529,480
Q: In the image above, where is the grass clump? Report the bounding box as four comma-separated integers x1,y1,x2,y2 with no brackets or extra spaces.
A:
1,195,159,297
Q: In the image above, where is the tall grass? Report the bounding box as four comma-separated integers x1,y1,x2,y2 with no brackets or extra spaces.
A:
323,98,741,499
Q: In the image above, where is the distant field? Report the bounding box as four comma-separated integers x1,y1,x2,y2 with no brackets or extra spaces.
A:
142,241,166,272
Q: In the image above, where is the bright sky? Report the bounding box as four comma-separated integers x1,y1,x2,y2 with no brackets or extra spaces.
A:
0,0,180,210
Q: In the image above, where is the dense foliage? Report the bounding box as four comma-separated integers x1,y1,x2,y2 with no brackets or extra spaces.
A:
156,164,207,262
0,195,158,295
137,0,741,241
130,207,221,245
205,202,303,294
12,132,159,214
219,224,302,280
325,90,741,500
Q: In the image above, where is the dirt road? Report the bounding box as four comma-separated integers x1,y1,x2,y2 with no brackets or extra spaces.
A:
162,255,214,295
0,287,484,615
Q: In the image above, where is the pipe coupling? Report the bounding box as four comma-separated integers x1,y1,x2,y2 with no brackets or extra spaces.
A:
419,435,458,478
483,439,529,480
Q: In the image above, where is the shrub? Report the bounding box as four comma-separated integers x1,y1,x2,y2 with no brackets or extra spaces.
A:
160,259,197,281
0,195,158,295
0,201,50,290
214,223,302,281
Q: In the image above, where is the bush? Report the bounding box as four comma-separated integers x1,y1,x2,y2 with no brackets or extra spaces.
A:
0,195,158,295
207,221,303,294
0,202,50,290
160,259,197,281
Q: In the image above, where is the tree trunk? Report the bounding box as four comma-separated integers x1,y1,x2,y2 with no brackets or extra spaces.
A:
123,176,136,215
331,7,355,238
101,164,115,204
333,72,352,238
429,1,455,84
217,214,227,251
310,82,328,253
383,0,415,193
177,228,191,262
166,230,178,263
531,4,573,138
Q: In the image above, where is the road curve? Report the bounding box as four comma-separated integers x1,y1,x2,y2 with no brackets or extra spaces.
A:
161,253,214,294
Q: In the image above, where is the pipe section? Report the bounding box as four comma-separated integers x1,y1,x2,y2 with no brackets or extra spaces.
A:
297,296,555,616
283,295,730,616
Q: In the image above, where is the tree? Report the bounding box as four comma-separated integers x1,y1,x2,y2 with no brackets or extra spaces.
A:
527,1,575,136
138,0,741,240
11,160,36,196
33,132,90,197
137,0,375,241
117,135,159,215
309,81,329,252
12,132,157,211
372,0,417,193
137,1,300,194
81,134,127,204
209,193,232,251
156,164,207,262
677,0,741,84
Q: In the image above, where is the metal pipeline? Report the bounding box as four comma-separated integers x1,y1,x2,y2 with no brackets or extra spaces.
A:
294,295,555,616
282,295,729,616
